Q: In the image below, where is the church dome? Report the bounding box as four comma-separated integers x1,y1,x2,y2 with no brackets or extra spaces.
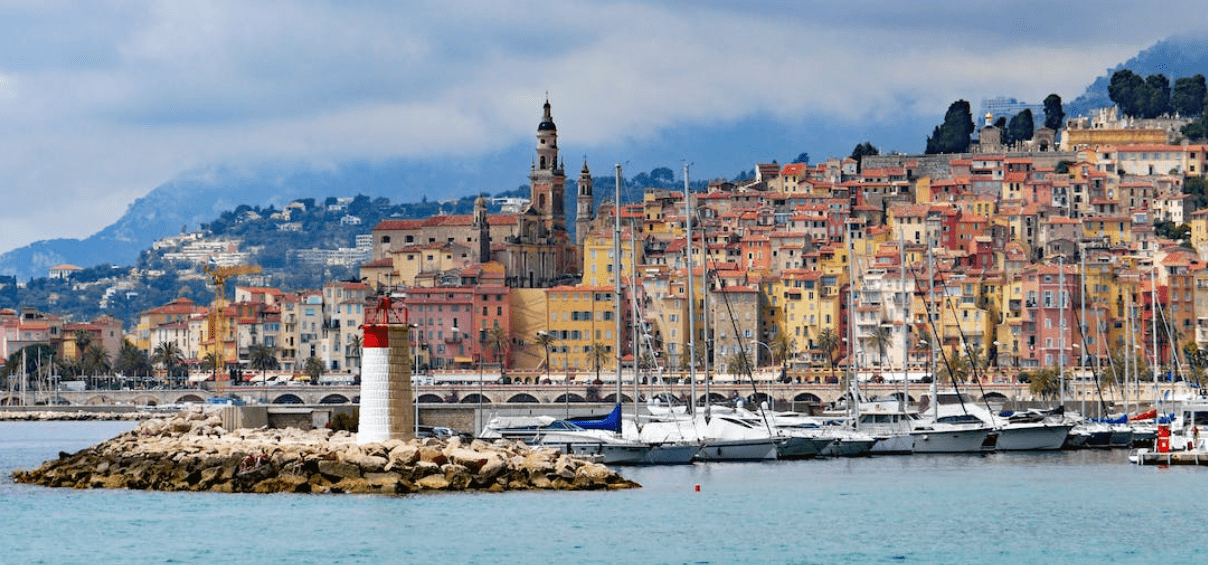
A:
538,99,557,131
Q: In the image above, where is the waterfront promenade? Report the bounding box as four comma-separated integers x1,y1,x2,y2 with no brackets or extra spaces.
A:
4,369,1187,414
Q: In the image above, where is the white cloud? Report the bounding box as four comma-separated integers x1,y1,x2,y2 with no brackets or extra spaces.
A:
0,0,1201,251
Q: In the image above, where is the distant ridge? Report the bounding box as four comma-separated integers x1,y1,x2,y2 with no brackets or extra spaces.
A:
1067,33,1208,118
0,148,529,281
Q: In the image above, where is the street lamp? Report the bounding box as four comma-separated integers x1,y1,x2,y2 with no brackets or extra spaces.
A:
751,339,775,382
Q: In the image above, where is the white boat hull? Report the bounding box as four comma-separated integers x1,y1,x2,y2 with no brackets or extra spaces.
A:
553,441,653,465
870,433,915,455
910,426,992,453
696,438,780,461
995,423,1073,451
821,437,876,457
775,436,832,459
640,443,701,465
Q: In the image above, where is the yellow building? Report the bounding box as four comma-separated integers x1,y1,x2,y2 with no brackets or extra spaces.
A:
544,285,620,376
1081,216,1133,247
390,242,475,287
1190,209,1208,256
509,288,549,372
581,228,639,288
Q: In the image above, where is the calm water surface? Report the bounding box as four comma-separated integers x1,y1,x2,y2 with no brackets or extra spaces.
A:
1,421,1201,564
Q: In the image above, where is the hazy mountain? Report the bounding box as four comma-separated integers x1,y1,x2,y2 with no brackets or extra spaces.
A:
1067,33,1208,118
0,149,531,281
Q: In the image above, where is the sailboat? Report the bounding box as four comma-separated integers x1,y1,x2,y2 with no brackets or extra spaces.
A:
633,167,784,461
907,245,994,453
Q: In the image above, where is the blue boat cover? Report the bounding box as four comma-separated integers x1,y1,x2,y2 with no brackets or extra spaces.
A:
568,403,622,433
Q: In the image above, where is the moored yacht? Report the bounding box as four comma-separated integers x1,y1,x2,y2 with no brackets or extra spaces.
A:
932,392,1071,451
479,414,653,465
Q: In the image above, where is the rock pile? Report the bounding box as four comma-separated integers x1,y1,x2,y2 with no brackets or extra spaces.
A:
12,409,639,494
0,410,154,422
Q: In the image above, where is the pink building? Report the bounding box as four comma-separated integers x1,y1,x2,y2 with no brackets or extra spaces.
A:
402,284,511,371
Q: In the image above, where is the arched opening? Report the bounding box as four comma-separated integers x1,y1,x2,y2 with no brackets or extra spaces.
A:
320,394,350,404
507,393,540,403
699,392,728,405
982,392,1009,403
416,393,444,403
793,392,822,403
746,392,771,406
175,394,206,405
553,393,586,403
602,393,634,403
460,393,491,404
272,394,304,405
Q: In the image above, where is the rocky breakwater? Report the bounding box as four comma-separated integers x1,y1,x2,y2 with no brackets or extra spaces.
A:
12,409,639,494
0,410,155,422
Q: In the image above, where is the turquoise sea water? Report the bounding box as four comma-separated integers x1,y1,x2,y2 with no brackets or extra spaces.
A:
1,421,1204,565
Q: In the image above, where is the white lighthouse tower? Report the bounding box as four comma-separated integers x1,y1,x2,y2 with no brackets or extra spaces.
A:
357,296,414,445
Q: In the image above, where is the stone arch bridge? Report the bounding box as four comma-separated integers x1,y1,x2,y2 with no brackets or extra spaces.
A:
10,382,1032,408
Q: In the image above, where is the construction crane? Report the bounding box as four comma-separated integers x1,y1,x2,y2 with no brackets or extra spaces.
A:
204,264,262,387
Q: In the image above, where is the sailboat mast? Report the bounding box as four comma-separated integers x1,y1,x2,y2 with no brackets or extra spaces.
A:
846,219,860,422
1059,255,1066,409
1080,244,1088,417
899,228,909,413
700,188,711,422
928,245,938,421
630,219,642,417
1151,266,1159,412
683,164,697,414
1124,292,1132,414
614,164,624,404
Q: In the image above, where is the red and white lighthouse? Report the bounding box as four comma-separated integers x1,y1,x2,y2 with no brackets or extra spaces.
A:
357,297,413,445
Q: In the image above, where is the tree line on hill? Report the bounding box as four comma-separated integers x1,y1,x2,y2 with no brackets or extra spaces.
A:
922,94,1067,155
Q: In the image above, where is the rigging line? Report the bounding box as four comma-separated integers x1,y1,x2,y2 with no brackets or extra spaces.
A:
902,257,971,415
712,269,776,436
1153,287,1185,380
939,293,997,418
1068,266,1111,417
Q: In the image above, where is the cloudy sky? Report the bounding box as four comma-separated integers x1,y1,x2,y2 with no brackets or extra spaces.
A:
0,0,1203,253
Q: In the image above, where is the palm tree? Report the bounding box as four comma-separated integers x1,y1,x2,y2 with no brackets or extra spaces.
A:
248,343,280,380
770,332,794,381
588,341,610,383
869,324,894,370
115,341,153,380
56,356,82,379
534,331,554,382
937,348,971,384
302,356,324,383
346,334,362,370
202,352,220,377
769,333,792,365
1025,367,1061,400
82,343,112,385
152,342,185,389
152,342,184,375
73,330,92,360
817,327,841,384
487,326,509,374
964,343,986,381
678,340,707,374
726,352,752,377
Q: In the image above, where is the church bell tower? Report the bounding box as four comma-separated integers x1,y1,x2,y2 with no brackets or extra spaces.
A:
529,99,566,233
575,161,594,249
